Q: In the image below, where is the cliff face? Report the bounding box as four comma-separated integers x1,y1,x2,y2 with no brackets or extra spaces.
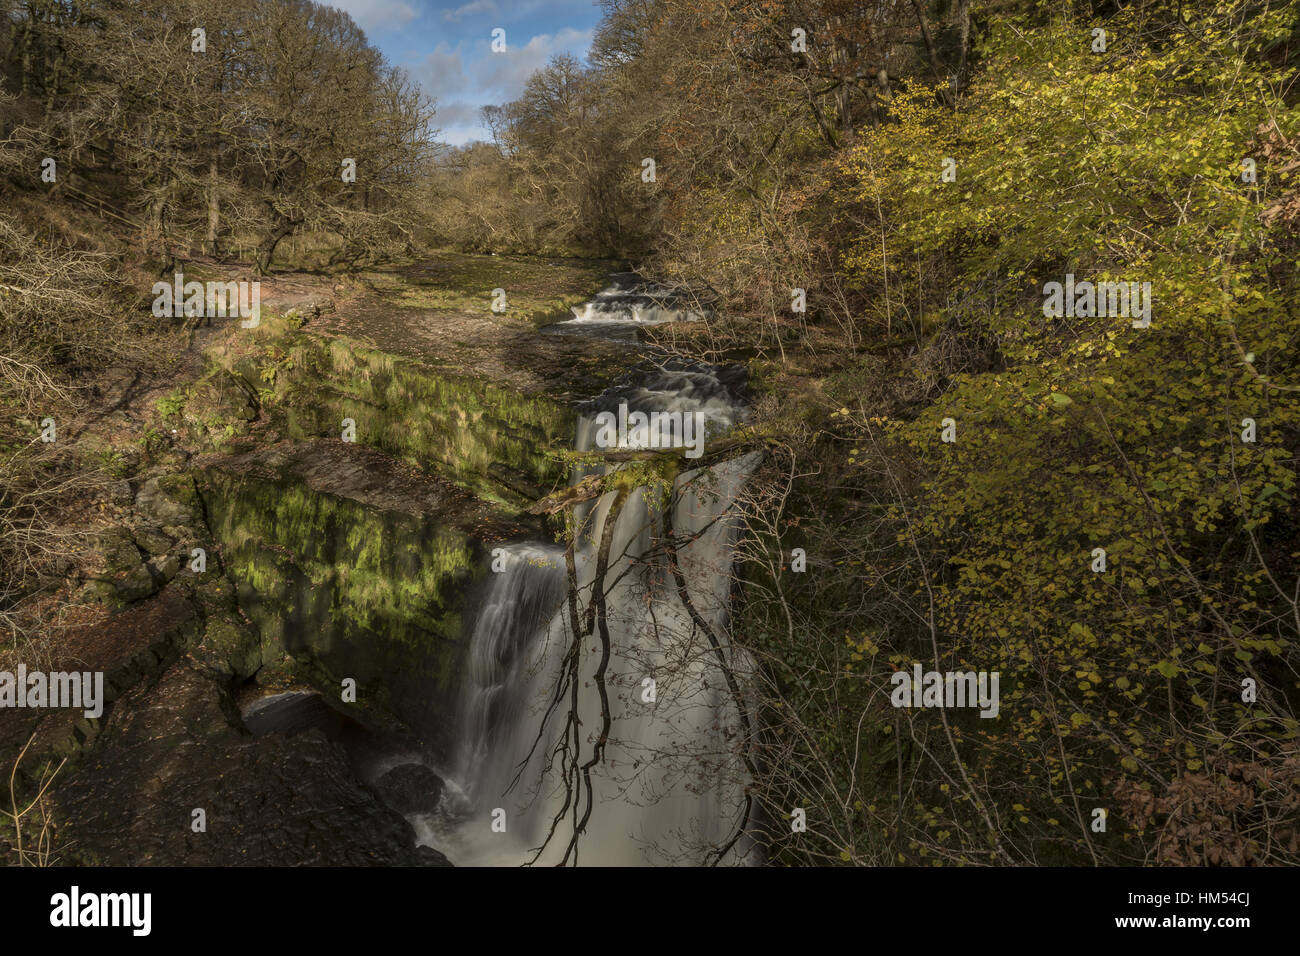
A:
197,437,531,751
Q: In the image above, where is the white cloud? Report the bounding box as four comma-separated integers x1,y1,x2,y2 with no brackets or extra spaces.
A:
440,125,484,147
434,101,483,128
473,27,592,96
442,0,498,23
412,22,596,145
422,43,469,100
326,0,418,34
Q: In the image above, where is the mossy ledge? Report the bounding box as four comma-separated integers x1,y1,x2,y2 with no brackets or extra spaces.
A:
268,333,574,507
196,438,535,753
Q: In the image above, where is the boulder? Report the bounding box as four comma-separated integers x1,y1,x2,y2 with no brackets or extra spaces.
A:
84,528,158,605
146,553,181,584
374,762,445,816
108,479,135,506
134,525,174,556
135,474,199,526
193,611,262,679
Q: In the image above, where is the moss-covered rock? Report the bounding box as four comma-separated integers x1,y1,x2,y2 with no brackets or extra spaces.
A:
133,525,174,556
135,473,200,526
196,439,533,752
145,552,181,585
194,610,262,679
83,528,157,606
269,334,574,507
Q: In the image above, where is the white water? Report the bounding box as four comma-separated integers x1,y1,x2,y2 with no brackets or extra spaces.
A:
417,285,756,866
545,274,706,341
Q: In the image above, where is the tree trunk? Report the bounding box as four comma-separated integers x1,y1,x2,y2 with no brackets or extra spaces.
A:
150,184,175,277
908,0,950,102
19,16,32,97
45,46,63,121
958,0,972,90
255,218,296,275
204,160,221,256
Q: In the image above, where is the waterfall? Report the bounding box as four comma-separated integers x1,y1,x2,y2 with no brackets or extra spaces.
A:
452,545,568,799
547,273,707,340
420,285,755,866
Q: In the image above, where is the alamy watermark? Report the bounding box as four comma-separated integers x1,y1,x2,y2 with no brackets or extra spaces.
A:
1042,273,1151,328
50,886,150,936
593,402,708,459
890,663,1000,718
0,666,104,719
152,273,261,327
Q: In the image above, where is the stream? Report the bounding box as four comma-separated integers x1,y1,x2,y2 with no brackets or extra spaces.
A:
413,277,758,865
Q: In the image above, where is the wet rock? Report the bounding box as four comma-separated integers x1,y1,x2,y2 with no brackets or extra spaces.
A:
134,525,174,556
242,691,347,738
108,479,135,506
412,845,452,867
374,763,445,816
146,553,181,584
136,474,200,526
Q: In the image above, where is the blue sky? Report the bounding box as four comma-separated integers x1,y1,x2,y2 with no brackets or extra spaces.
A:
326,0,602,145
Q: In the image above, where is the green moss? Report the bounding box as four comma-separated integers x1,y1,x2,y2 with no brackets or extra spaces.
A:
200,457,491,747
365,252,615,326
155,473,201,512
195,611,262,679
274,333,572,506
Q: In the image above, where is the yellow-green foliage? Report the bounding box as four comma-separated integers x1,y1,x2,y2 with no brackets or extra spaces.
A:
770,2,1300,866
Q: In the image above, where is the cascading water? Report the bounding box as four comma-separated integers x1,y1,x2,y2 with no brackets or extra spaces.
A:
545,273,707,341
452,545,569,796
417,283,756,866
